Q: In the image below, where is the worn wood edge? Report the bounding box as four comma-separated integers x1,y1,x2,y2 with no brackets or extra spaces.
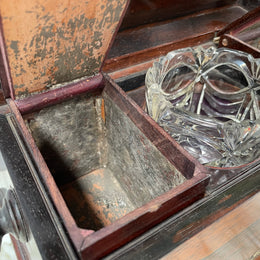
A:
103,33,214,73
105,166,260,260
219,34,260,58
217,6,260,36
107,59,156,80
163,192,260,259
102,73,207,178
80,174,209,259
170,168,260,245
15,74,104,115
172,194,256,246
0,15,14,99
112,194,255,260
7,98,92,251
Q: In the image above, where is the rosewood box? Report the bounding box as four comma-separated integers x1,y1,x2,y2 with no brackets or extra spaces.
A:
0,0,259,259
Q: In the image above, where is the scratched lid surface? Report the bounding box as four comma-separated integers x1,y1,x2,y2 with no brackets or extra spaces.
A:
0,0,128,98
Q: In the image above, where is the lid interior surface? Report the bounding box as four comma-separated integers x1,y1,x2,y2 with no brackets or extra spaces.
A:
0,0,129,98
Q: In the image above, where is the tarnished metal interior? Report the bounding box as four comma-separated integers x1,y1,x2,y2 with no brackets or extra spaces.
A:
24,89,186,231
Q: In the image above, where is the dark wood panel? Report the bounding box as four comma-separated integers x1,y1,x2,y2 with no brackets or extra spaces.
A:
15,74,104,114
120,0,237,30
107,6,246,59
104,6,247,73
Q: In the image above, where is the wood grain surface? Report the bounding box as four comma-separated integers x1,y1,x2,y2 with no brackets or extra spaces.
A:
162,192,260,260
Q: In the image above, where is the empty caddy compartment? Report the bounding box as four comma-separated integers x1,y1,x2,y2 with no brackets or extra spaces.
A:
11,73,207,259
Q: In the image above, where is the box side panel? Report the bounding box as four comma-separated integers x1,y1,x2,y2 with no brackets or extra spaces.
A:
120,0,238,30
104,93,186,208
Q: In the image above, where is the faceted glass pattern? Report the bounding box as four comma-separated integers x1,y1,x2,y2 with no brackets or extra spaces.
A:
145,47,260,167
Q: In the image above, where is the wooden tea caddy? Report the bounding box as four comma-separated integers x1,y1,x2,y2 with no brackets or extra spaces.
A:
0,0,259,259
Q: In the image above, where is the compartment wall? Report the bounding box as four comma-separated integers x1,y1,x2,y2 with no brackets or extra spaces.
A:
26,94,106,185
104,93,186,208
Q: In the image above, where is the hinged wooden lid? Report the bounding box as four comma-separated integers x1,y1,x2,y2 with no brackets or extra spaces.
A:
0,0,129,99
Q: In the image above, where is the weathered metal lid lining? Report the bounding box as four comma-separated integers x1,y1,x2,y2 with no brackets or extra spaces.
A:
0,0,129,98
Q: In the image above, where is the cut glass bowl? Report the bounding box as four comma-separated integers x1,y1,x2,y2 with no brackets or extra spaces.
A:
145,46,260,168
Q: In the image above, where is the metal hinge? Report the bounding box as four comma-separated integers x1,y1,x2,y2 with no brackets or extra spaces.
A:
213,36,220,45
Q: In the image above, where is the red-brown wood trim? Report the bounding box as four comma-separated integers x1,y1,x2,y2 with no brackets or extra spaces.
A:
15,74,104,114
7,98,93,250
103,33,215,73
108,59,156,80
219,34,260,58
80,174,209,260
0,15,14,99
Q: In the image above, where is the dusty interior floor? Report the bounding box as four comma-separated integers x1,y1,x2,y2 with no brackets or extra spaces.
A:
61,168,136,230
